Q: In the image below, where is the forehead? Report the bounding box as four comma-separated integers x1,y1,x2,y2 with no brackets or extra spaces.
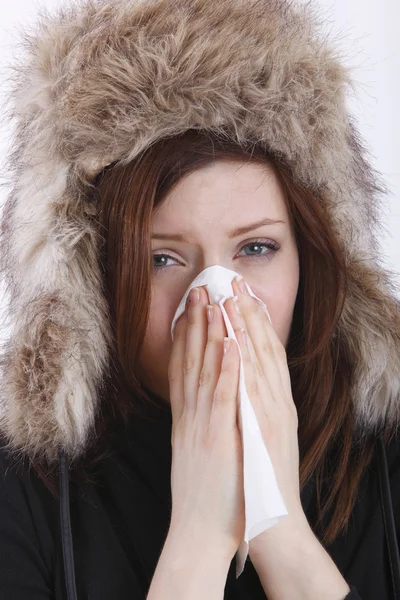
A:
153,160,288,225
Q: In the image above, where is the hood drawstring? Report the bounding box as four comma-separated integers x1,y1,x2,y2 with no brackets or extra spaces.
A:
57,439,399,599
59,450,78,600
378,436,400,599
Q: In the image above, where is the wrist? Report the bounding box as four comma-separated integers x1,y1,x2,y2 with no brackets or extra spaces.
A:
147,527,232,600
166,522,235,567
248,516,350,600
249,511,311,560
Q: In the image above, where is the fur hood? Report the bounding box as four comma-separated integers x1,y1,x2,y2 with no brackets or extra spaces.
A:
0,0,399,464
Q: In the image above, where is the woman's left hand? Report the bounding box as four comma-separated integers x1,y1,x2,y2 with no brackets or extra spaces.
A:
224,276,307,545
224,277,351,597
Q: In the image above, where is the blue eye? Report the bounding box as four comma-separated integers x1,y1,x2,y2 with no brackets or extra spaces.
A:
152,239,280,273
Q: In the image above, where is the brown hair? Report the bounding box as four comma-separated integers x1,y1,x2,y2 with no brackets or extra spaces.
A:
37,129,376,544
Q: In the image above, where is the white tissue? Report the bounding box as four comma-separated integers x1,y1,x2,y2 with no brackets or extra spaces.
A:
170,265,288,578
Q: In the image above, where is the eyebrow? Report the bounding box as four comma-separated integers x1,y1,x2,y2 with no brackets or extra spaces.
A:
152,218,286,242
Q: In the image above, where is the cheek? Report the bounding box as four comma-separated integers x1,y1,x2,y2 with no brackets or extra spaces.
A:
261,282,299,346
138,303,173,378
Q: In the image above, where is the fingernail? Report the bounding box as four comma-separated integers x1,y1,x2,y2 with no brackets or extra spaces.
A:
192,288,200,304
235,275,248,295
207,305,214,324
187,287,200,306
233,295,241,316
223,338,231,355
239,328,248,346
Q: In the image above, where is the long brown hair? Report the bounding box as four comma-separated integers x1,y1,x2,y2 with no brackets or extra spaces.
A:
39,129,376,545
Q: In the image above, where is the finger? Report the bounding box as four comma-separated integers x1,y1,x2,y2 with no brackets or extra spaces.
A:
231,278,292,398
196,302,229,424
239,294,290,402
168,309,189,425
236,325,267,401
183,286,209,414
222,296,273,413
211,335,240,429
252,298,293,398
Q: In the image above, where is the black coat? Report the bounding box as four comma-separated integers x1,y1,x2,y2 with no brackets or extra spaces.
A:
1,407,399,599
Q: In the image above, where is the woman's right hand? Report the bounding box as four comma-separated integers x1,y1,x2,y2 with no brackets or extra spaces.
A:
167,285,245,562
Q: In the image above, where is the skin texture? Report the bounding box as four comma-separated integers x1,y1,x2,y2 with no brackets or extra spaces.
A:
138,159,300,400
142,160,351,598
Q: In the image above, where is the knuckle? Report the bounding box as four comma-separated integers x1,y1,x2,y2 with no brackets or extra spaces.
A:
175,313,187,332
183,353,196,373
187,310,196,325
274,341,286,358
206,332,219,344
220,357,232,373
213,388,233,405
199,368,211,387
254,360,264,377
168,362,178,381
247,379,259,398
176,313,185,326
261,340,275,357
281,395,298,422
248,297,260,315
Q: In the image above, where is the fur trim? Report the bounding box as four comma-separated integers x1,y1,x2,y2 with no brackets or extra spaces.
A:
0,0,399,462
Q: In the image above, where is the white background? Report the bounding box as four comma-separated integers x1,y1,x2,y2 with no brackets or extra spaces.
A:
0,0,399,336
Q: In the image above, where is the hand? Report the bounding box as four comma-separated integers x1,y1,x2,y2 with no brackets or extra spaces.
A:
167,285,245,562
224,278,350,600
225,276,305,540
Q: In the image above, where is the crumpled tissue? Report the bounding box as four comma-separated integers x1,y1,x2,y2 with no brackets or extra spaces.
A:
170,265,288,577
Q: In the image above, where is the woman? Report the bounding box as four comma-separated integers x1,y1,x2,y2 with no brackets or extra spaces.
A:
0,0,399,598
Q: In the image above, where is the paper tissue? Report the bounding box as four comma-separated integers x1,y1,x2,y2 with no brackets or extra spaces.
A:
170,265,288,577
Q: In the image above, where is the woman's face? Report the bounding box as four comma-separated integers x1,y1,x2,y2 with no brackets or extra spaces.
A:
137,159,300,403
